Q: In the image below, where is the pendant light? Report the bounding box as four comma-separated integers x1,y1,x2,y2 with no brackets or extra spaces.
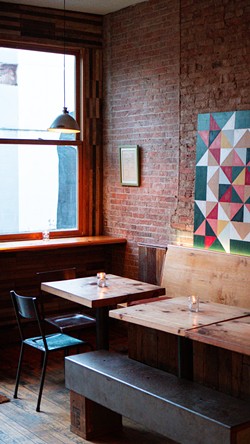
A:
48,0,80,134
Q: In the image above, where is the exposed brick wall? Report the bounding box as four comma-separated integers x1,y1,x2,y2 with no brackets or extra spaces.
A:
174,0,250,233
103,0,249,278
103,0,180,277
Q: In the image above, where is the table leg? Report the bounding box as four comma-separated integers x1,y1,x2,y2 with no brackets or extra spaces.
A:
95,306,109,350
178,337,193,379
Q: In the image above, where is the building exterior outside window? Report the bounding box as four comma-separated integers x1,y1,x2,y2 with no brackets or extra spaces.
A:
0,47,80,238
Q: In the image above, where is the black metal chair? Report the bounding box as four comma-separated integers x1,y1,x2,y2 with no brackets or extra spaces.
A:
36,268,96,342
10,290,90,412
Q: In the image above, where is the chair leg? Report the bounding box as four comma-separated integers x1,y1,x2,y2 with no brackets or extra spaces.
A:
14,342,24,399
36,351,48,412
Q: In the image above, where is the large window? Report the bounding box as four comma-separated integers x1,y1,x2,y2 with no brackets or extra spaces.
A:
0,46,82,239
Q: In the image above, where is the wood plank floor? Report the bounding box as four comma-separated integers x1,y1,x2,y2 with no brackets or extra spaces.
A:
0,321,175,444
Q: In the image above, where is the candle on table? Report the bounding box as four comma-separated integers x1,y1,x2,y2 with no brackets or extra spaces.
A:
188,295,199,312
97,272,107,287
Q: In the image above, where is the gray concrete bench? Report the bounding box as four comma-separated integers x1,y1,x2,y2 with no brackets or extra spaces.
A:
65,351,250,443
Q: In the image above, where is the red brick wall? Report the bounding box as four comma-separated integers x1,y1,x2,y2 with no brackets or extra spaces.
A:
103,0,249,278
174,0,250,233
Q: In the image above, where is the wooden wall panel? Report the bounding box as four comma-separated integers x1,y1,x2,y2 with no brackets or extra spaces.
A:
193,342,250,401
128,324,178,375
128,324,249,401
138,243,167,285
0,1,102,49
83,48,103,235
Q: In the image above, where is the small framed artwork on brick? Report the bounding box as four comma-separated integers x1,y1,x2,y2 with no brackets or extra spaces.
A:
119,145,140,186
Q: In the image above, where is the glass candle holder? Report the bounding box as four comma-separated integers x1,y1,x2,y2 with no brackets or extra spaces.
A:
97,272,107,287
188,295,199,312
42,229,50,241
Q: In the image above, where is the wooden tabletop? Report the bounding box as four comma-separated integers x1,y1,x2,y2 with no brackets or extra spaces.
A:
186,316,250,356
110,297,250,337
41,274,165,309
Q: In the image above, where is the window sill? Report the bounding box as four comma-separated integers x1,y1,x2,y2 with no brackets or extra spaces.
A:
0,236,127,253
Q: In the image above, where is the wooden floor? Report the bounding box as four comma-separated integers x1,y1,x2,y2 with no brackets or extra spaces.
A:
0,321,175,444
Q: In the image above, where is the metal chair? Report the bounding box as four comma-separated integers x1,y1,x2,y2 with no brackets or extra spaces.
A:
36,268,96,342
10,290,89,412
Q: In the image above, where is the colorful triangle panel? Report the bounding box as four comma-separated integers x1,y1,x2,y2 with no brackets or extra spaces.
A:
194,110,250,255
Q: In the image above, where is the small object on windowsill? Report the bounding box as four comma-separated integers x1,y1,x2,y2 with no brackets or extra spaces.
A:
42,230,50,241
97,272,107,287
188,295,199,312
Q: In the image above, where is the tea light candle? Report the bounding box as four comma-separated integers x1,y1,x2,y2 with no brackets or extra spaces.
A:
188,295,199,312
97,272,107,287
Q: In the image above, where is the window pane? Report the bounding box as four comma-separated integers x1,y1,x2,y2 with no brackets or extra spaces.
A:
0,144,78,234
0,47,76,140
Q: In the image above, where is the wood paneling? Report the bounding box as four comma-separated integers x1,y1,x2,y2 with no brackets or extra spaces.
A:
128,324,250,401
0,1,102,49
83,48,103,235
161,245,250,308
138,243,167,285
128,324,178,375
193,342,250,401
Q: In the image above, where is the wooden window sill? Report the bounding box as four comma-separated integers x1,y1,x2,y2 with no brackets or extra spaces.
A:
0,236,127,253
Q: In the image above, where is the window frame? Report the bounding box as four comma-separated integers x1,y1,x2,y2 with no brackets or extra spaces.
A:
0,42,85,241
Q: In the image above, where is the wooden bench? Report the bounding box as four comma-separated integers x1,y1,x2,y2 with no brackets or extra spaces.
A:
65,350,250,443
160,245,250,308
119,244,250,309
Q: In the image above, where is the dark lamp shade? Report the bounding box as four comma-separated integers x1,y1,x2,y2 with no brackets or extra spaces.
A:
48,107,80,133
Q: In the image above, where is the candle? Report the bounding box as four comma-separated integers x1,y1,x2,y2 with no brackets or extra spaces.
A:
188,295,199,312
97,272,107,287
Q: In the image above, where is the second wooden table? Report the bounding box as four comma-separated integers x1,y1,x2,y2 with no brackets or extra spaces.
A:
41,274,165,349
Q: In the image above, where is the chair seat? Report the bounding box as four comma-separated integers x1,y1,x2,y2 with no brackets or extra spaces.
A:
24,333,85,352
45,313,96,332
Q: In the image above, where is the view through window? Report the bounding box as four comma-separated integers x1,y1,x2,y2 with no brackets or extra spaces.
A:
0,47,79,237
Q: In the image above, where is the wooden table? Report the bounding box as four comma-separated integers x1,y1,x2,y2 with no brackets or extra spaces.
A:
110,297,250,392
110,296,250,337
186,315,250,356
41,274,165,349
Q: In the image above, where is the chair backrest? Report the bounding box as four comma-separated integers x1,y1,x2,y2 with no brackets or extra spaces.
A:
10,290,46,344
36,267,77,285
36,267,77,317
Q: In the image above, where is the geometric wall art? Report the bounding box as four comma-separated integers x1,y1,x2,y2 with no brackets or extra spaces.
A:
194,110,250,255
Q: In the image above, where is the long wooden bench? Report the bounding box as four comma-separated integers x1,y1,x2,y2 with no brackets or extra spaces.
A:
65,350,250,443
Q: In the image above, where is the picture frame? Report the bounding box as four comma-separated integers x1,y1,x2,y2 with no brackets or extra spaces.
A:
119,145,140,186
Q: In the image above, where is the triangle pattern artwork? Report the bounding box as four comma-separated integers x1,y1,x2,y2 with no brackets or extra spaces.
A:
194,110,250,255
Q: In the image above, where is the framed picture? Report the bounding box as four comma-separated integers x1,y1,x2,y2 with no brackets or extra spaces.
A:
119,145,140,186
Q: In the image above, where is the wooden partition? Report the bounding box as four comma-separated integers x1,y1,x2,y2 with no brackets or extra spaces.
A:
161,245,250,308
138,243,167,285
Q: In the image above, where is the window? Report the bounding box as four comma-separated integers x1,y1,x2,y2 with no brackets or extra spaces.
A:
0,46,82,239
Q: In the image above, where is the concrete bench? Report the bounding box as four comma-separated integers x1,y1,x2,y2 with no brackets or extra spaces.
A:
65,350,250,443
